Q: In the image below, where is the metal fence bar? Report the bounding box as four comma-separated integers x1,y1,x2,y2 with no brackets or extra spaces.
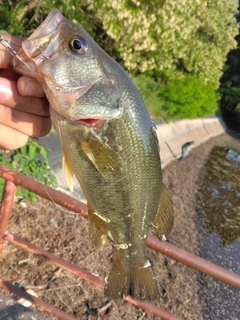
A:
3,231,183,320
125,297,185,320
1,164,240,288
1,164,240,319
0,279,78,320
2,164,239,290
0,176,16,258
0,164,88,217
4,231,105,289
147,233,240,290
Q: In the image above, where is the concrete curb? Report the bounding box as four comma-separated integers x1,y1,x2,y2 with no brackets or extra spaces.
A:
156,117,226,167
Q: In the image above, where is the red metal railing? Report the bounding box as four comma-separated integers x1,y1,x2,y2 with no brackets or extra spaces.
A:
0,164,240,319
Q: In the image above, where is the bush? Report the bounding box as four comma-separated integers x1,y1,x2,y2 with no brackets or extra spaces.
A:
159,75,219,120
0,138,56,202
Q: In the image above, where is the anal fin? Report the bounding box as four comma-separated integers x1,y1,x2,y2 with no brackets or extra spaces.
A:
88,206,109,249
151,183,174,240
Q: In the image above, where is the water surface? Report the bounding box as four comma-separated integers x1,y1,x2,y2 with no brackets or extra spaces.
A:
196,144,240,320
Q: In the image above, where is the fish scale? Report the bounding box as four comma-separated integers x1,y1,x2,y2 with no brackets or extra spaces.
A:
10,8,174,300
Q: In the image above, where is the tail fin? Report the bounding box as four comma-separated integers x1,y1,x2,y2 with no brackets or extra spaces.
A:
105,259,159,301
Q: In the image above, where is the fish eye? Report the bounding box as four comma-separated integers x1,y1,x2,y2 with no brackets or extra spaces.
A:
69,36,88,54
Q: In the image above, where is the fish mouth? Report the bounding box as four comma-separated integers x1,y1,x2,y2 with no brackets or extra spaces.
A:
56,111,101,126
21,9,64,60
27,9,64,42
12,9,65,75
77,119,100,125
68,118,101,126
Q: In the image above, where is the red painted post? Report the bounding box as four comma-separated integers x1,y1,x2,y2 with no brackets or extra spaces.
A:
0,175,16,259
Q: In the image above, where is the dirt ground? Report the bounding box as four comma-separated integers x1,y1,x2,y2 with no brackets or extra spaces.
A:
1,131,240,320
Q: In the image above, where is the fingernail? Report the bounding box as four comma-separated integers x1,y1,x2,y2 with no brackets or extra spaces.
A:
0,80,12,102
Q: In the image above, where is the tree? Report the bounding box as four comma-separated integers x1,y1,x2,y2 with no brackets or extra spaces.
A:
217,0,240,133
219,37,240,132
159,75,219,119
87,0,238,85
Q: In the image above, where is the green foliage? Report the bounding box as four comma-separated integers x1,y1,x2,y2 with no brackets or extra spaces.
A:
0,0,117,56
219,40,240,110
0,2,26,36
0,0,94,36
132,73,218,120
88,0,238,85
0,138,56,202
217,33,240,132
159,76,219,120
219,86,240,104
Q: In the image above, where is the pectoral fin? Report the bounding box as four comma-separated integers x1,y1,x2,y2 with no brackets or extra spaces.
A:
88,206,109,249
80,137,126,179
151,184,174,240
62,148,74,192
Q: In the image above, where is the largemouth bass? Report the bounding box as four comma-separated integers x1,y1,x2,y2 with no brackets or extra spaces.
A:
11,9,174,300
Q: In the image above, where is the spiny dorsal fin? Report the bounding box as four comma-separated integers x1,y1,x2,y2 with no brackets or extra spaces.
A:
62,148,74,192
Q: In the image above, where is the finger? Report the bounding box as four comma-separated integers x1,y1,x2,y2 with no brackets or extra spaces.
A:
0,104,52,138
17,76,45,98
0,77,50,117
0,67,20,82
0,124,29,150
0,34,25,68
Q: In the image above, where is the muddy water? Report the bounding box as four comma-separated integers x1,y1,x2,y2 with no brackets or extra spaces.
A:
196,144,240,320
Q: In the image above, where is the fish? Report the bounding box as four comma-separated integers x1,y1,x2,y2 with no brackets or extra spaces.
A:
10,8,174,300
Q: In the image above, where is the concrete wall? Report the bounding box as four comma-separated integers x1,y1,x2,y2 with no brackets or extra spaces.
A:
155,117,226,167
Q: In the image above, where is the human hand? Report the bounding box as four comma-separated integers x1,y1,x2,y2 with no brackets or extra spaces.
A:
0,34,51,150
